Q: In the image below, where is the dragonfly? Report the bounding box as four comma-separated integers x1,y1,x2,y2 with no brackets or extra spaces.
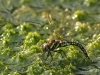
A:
42,39,90,60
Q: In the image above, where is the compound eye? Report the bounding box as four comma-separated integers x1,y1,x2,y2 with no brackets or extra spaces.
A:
42,43,48,52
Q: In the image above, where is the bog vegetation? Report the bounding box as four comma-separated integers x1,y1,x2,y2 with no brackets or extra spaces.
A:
0,0,100,75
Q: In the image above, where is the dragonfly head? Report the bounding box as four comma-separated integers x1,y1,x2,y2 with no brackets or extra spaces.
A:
41,43,49,52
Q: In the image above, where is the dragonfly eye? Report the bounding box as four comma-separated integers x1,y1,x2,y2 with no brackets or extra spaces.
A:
42,43,49,52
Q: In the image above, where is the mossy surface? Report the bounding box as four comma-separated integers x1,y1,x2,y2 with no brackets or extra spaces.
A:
0,0,100,75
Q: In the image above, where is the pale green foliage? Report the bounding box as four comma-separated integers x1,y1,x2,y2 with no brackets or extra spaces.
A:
0,0,100,75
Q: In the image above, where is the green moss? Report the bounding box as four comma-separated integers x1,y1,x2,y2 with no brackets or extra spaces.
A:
51,63,76,75
2,29,16,37
73,10,87,21
87,37,100,58
2,38,12,46
84,0,97,6
75,23,88,33
16,23,34,35
1,48,15,57
23,32,41,49
0,0,100,74
9,72,21,75
0,61,5,73
11,54,27,63
27,62,44,75
30,45,42,53
3,24,14,30
0,61,4,67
